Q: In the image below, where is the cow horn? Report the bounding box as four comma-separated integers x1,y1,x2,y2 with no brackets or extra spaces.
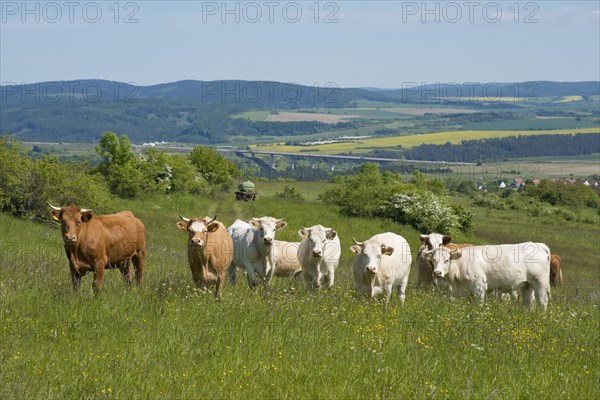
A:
352,237,362,245
208,215,217,224
80,208,92,213
48,203,61,211
179,214,190,222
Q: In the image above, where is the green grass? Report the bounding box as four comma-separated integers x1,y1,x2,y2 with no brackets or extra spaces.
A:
1,184,598,399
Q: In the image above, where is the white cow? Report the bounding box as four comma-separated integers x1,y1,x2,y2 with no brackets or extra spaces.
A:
425,242,551,310
227,217,287,288
416,233,451,287
273,240,302,278
297,225,341,290
350,233,412,303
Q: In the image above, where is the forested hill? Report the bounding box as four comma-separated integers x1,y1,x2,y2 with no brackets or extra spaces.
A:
0,79,387,143
403,133,600,162
0,79,387,108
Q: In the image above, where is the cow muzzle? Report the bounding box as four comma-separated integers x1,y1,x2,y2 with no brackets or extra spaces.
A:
312,250,322,257
433,270,443,278
263,237,273,245
64,235,77,243
366,266,377,274
191,238,204,247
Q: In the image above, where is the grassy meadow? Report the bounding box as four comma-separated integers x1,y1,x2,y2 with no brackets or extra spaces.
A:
1,182,599,399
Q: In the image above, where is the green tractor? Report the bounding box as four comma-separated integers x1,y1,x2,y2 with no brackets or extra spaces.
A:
235,181,257,201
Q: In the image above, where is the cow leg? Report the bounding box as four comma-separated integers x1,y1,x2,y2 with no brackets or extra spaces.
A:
120,260,132,286
190,266,204,290
215,270,224,300
520,286,535,308
325,267,335,289
227,262,238,284
472,284,486,305
132,249,145,288
92,262,106,294
304,271,317,292
533,284,549,311
70,267,82,291
244,263,258,289
397,276,409,304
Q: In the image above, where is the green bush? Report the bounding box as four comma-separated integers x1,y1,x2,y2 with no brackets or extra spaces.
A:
0,136,113,219
319,163,405,217
275,185,304,201
188,146,240,189
384,191,472,234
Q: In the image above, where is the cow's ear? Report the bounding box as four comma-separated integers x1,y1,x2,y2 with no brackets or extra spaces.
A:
450,251,462,260
326,229,337,240
81,211,93,222
382,245,394,256
275,220,287,230
176,221,188,231
442,235,452,246
350,245,362,254
249,219,261,229
298,228,309,238
424,252,433,261
207,222,220,232
50,209,61,221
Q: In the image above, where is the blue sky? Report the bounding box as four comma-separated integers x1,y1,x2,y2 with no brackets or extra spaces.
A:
1,1,599,88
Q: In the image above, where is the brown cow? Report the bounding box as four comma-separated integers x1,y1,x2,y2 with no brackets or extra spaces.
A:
273,240,302,278
417,233,472,287
550,254,563,286
49,204,146,293
177,215,234,300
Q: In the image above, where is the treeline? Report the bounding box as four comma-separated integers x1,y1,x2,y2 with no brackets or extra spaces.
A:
0,133,241,218
414,112,518,129
404,134,600,162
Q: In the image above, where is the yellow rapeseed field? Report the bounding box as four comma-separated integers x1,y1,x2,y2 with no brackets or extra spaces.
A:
255,128,600,154
555,95,583,103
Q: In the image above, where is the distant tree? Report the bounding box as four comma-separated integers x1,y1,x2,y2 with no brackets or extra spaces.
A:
95,132,143,198
188,146,240,188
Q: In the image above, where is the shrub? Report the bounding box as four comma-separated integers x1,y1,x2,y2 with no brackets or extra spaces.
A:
188,146,240,190
384,191,472,234
275,185,304,201
0,136,113,219
319,163,405,217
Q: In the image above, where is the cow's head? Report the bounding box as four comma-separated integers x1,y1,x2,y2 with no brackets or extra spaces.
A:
49,203,92,244
299,225,337,258
249,217,287,246
350,237,394,275
419,233,452,251
177,215,219,247
425,247,461,278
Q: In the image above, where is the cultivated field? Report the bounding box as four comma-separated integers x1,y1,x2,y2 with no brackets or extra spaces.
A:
1,182,598,399
255,128,600,154
266,112,361,124
376,107,479,115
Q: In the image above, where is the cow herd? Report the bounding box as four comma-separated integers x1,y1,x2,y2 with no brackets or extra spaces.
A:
48,204,563,310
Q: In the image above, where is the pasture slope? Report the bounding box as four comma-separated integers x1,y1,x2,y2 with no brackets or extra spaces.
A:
1,183,598,399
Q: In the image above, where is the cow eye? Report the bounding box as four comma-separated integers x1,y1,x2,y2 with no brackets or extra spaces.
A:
77,221,81,226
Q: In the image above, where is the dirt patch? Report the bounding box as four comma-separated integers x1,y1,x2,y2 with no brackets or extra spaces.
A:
381,108,479,115
267,112,361,124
